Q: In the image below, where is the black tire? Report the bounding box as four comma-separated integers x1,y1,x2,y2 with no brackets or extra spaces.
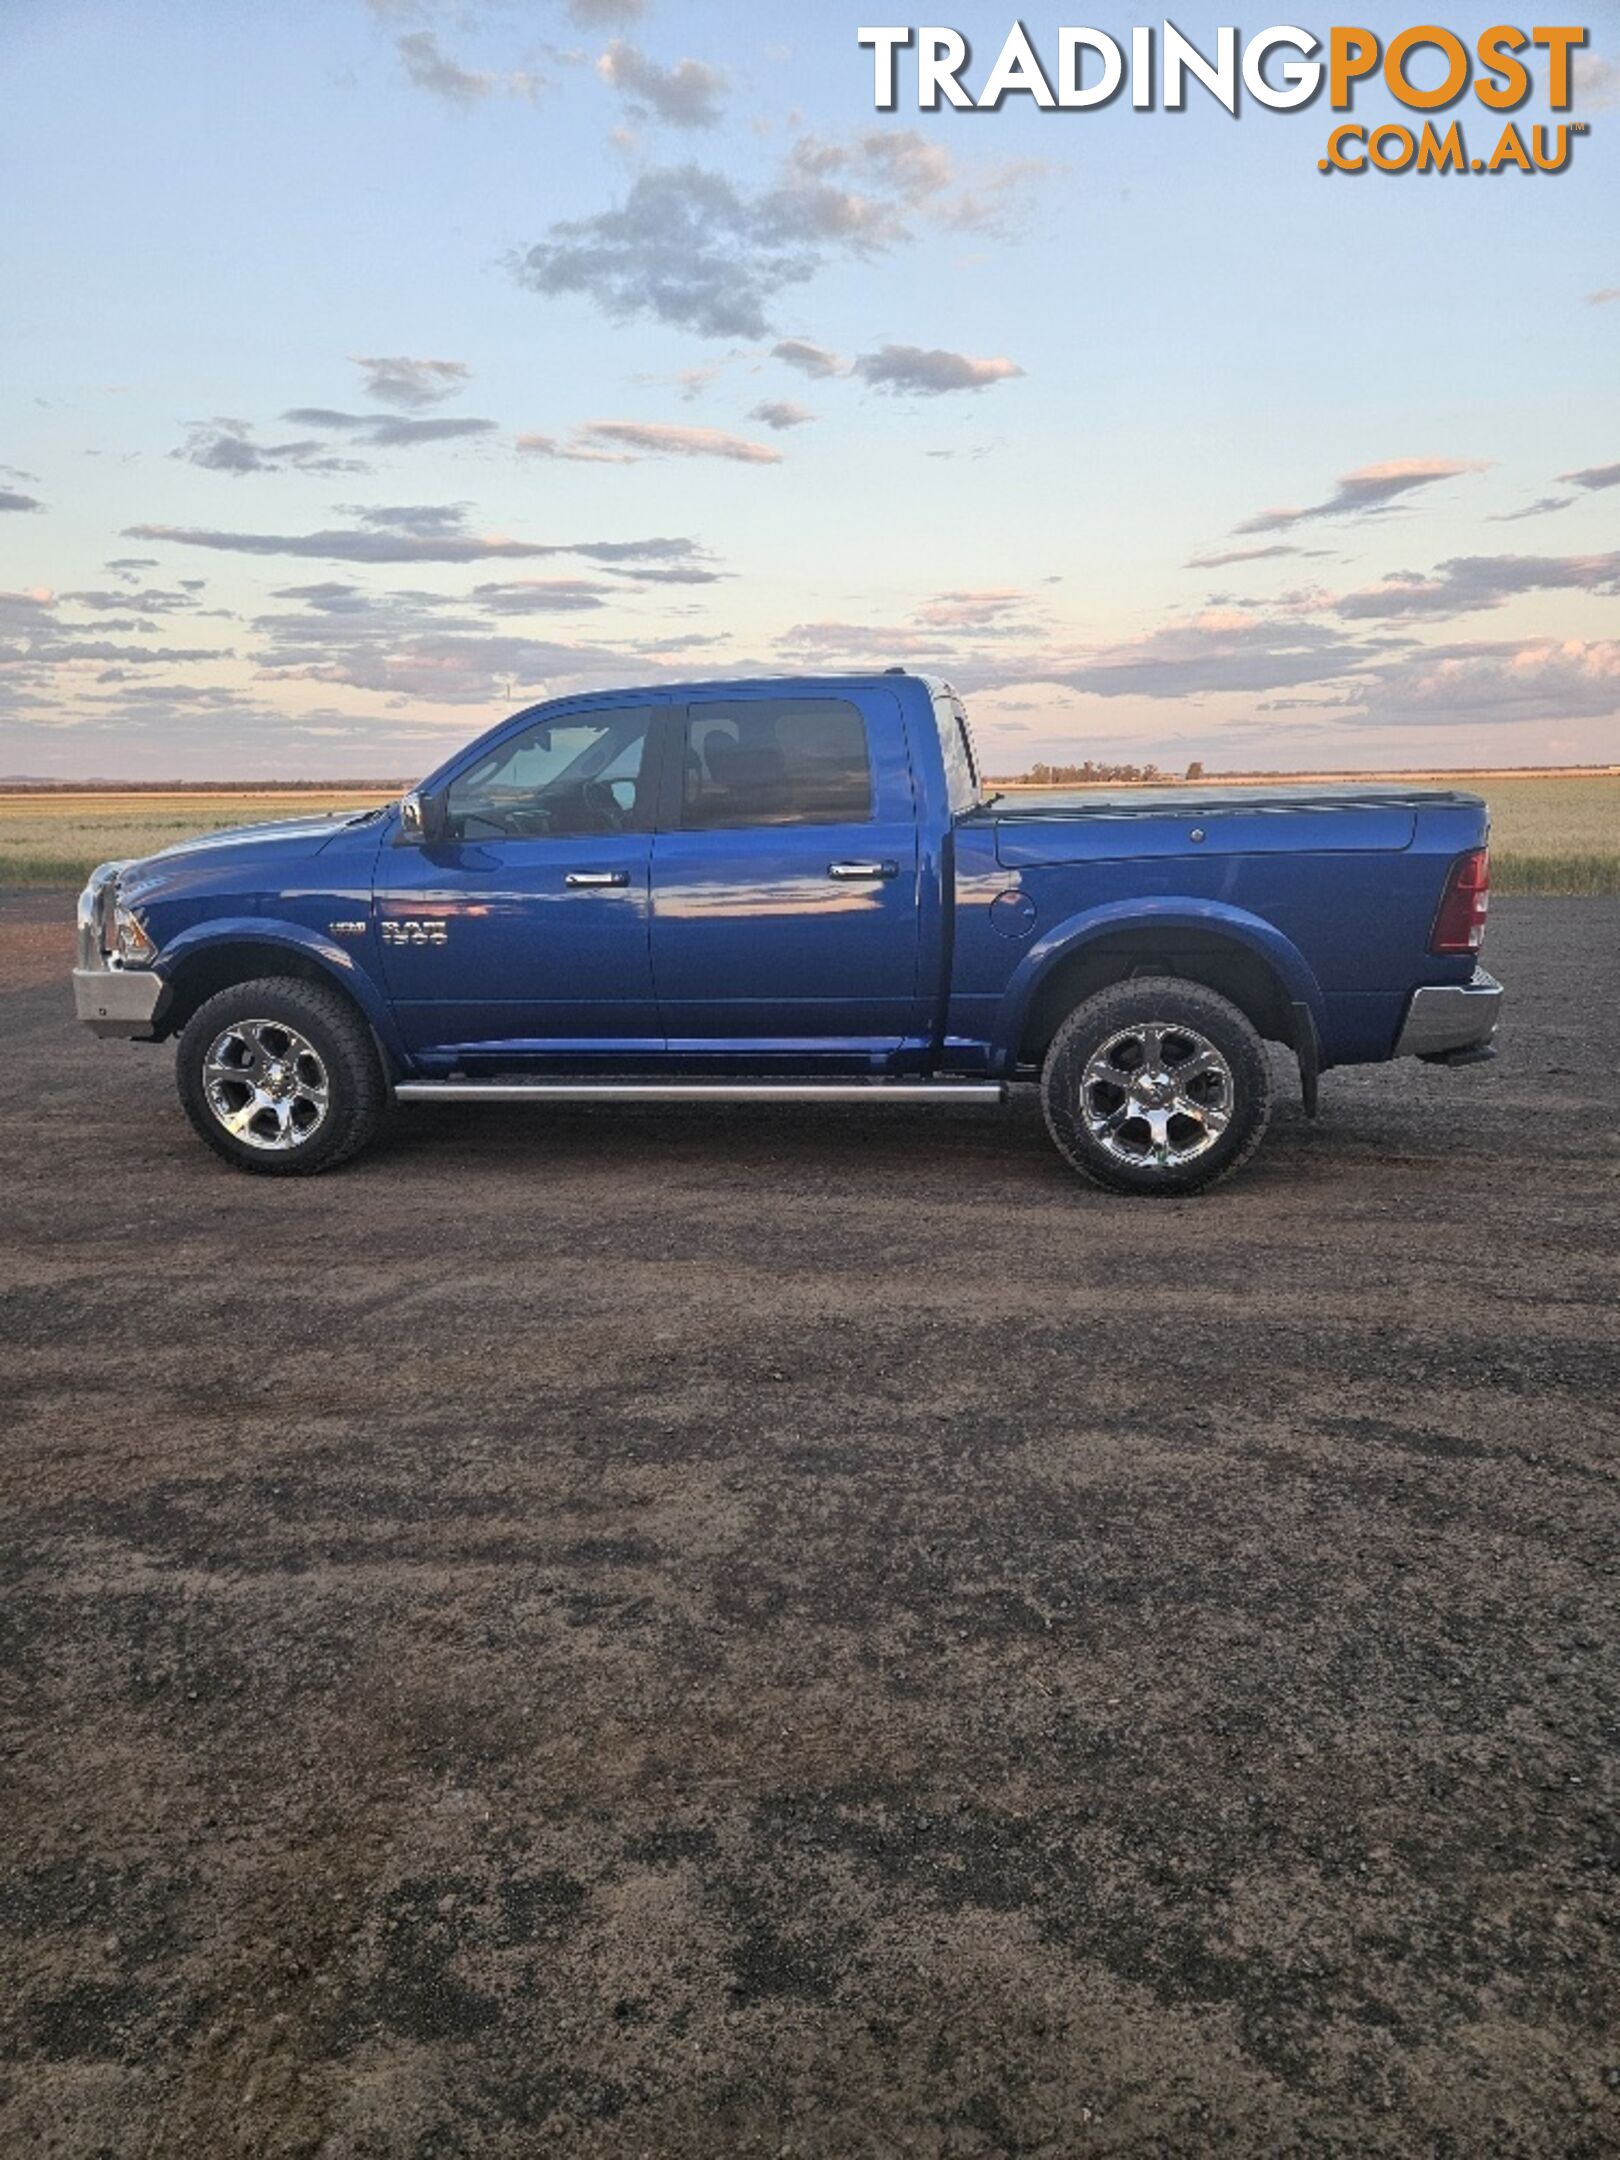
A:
1040,978,1272,1197
176,975,387,1176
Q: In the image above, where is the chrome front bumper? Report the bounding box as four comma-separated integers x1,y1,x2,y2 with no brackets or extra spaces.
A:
74,859,165,1036
1393,967,1504,1061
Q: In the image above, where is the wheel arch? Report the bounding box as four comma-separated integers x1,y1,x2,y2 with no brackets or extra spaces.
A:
155,922,404,1067
996,901,1325,1073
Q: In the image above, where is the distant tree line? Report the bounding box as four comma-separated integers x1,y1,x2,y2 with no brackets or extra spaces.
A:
989,759,1212,786
1013,760,1178,785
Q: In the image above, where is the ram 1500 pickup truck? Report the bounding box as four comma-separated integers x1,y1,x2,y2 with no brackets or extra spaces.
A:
73,672,1503,1194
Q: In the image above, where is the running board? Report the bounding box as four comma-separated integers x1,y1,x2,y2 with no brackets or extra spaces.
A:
395,1078,1006,1105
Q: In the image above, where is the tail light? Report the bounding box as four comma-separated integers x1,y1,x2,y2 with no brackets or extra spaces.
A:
1431,847,1490,955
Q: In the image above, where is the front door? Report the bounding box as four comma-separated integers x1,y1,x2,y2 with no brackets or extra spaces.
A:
650,690,921,1057
376,701,663,1061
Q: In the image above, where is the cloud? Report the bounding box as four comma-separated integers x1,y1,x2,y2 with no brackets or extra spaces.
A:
578,420,781,463
1021,614,1383,701
282,408,497,447
344,503,478,536
243,583,667,706
613,561,726,586
515,431,638,465
177,410,497,476
854,345,1024,396
1353,637,1620,729
783,129,1044,240
1588,287,1620,307
916,589,1033,632
597,41,726,128
513,164,815,340
352,356,470,409
1488,495,1574,523
1334,550,1620,619
470,578,617,614
268,581,380,614
123,510,718,581
771,338,845,379
62,586,202,615
174,420,369,477
748,400,816,431
1559,460,1620,492
511,131,1039,340
395,30,540,107
0,489,42,512
123,512,711,569
0,590,59,631
1184,543,1329,569
777,620,942,664
568,0,644,21
0,586,235,697
1234,457,1488,535
516,420,779,464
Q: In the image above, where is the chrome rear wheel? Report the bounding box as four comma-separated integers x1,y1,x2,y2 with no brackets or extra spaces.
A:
1041,979,1272,1196
1080,1021,1234,1171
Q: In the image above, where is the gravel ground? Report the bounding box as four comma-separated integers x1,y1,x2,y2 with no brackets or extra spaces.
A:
2,893,1616,2159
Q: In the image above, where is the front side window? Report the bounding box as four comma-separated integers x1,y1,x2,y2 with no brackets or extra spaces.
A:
680,699,872,829
446,706,654,840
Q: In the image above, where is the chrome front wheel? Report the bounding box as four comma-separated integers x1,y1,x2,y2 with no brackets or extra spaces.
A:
202,1019,331,1151
177,977,385,1176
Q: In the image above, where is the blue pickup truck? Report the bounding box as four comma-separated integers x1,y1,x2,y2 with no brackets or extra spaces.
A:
73,672,1502,1194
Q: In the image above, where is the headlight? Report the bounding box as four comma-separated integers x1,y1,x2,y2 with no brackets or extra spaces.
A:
112,906,157,965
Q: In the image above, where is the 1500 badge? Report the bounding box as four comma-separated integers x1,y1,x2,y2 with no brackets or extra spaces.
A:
381,918,449,946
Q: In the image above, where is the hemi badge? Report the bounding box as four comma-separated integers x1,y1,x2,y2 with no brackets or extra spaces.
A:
328,920,367,937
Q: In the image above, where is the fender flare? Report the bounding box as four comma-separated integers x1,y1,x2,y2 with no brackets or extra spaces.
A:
155,916,408,1064
990,896,1327,1072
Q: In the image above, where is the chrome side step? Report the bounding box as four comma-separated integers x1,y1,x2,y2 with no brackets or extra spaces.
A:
395,1078,1006,1105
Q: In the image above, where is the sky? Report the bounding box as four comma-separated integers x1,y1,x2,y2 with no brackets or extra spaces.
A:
1,0,1617,779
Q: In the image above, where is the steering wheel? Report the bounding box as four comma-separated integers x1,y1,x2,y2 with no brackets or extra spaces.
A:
578,778,628,831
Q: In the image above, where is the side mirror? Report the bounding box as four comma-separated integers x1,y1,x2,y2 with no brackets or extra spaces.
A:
400,788,447,844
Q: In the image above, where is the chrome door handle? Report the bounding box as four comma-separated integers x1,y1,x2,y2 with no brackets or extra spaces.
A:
565,870,630,888
828,860,898,880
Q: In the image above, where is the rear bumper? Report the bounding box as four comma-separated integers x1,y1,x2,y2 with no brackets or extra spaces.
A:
73,966,165,1038
1393,967,1504,1062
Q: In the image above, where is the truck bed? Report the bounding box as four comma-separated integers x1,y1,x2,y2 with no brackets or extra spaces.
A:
976,783,1485,817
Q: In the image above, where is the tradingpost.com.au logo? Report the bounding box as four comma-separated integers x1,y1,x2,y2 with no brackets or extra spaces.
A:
859,23,1591,174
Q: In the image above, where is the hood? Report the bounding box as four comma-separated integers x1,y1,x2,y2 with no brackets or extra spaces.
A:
118,807,389,891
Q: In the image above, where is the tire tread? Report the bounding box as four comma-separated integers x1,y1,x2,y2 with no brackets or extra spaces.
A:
1040,977,1273,1197
176,975,386,1176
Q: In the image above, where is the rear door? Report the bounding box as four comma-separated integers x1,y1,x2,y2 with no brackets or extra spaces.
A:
649,688,921,1056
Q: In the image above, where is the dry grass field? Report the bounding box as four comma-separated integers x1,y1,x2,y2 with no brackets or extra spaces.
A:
994,773,1620,896
0,774,1614,894
0,788,399,889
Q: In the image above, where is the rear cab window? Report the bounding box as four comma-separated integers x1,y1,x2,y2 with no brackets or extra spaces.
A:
931,687,981,817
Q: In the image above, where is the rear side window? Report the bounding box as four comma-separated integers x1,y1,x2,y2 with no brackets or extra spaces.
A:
680,699,873,829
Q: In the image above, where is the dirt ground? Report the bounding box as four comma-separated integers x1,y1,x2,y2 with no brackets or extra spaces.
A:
3,892,1616,2159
